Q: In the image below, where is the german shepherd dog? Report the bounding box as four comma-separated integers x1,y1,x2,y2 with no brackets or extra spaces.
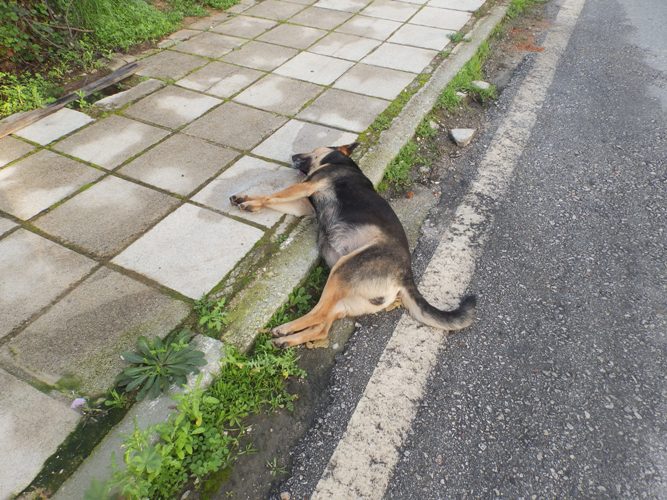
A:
230,143,476,347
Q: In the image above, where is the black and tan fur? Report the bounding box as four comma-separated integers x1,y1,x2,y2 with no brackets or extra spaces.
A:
230,143,476,347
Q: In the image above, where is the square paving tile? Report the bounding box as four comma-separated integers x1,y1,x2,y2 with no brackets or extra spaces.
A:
0,136,34,167
172,32,246,58
3,268,190,394
94,79,165,110
187,13,230,30
233,74,322,115
428,0,485,11
275,52,353,85
184,101,286,149
53,115,170,169
0,150,103,220
177,61,263,97
0,229,95,339
137,50,208,79
0,368,79,495
118,134,238,195
361,0,419,21
0,217,16,237
212,15,277,38
35,176,179,257
193,156,303,227
258,24,327,49
334,63,416,99
223,41,298,71
409,6,471,29
253,119,358,162
14,108,93,145
290,6,353,29
313,0,369,13
297,88,388,131
309,32,381,61
113,203,265,298
388,23,454,49
123,85,221,129
336,15,402,39
361,42,437,73
244,0,305,20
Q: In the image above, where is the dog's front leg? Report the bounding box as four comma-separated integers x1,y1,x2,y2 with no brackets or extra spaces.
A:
230,180,324,213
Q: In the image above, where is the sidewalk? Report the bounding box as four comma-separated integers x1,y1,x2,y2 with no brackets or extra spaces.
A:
0,0,482,496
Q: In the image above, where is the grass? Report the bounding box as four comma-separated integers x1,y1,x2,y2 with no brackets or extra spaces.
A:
507,0,543,18
378,140,427,192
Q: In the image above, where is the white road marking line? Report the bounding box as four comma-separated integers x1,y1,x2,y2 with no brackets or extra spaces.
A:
312,0,588,497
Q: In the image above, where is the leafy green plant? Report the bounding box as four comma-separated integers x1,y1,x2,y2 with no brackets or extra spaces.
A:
266,457,287,477
195,296,230,334
116,330,206,400
448,32,470,44
104,389,130,409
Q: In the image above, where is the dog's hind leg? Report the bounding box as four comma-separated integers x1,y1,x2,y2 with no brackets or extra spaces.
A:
273,320,333,348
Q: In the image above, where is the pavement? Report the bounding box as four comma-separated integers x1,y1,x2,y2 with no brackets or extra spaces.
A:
275,0,667,497
0,0,491,497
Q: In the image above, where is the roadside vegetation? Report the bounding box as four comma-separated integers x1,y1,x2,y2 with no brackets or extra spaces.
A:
0,0,238,119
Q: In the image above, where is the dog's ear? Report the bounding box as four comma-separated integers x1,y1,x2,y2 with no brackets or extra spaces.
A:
336,142,360,157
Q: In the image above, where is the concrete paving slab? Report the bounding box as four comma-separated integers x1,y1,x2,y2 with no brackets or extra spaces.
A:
137,50,208,79
35,176,179,257
333,63,416,99
258,23,327,49
336,14,402,39
187,14,230,30
275,52,353,85
0,150,103,220
0,368,79,499
0,136,34,167
286,0,317,4
233,74,322,115
119,134,238,195
361,0,419,21
243,0,305,20
409,6,471,29
94,79,165,110
222,41,298,71
296,88,388,131
314,0,370,13
177,61,263,97
184,101,286,149
361,42,437,73
253,119,358,162
309,32,382,61
388,23,454,50
113,203,265,298
428,0,485,11
290,6,353,29
0,229,95,339
227,0,257,13
0,217,16,237
53,115,170,169
172,31,246,58
14,108,94,145
167,28,201,41
123,85,221,129
3,268,190,395
212,15,277,38
193,155,303,227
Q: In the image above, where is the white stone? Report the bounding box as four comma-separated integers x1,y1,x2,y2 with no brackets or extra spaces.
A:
471,80,491,90
15,108,93,145
450,128,476,147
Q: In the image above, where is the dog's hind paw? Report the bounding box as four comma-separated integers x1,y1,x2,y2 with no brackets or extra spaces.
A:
272,337,290,349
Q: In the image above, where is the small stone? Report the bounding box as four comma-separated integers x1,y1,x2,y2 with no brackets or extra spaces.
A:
456,91,467,98
429,120,439,130
280,492,291,500
449,128,476,147
471,80,491,90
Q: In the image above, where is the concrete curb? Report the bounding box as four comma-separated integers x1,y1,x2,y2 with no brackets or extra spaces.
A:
48,5,509,498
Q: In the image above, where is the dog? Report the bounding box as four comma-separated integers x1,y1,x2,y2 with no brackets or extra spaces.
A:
230,143,476,347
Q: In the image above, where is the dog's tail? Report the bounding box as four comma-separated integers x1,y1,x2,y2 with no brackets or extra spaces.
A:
400,280,477,331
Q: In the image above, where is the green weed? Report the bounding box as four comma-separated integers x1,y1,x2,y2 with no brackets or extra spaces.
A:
196,297,231,334
507,0,543,19
0,72,57,117
266,457,287,477
378,141,426,192
448,32,470,44
104,389,130,410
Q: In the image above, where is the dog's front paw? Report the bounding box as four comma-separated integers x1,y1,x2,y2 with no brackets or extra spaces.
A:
229,194,247,206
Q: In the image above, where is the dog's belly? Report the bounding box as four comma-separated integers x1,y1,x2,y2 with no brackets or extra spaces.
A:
318,223,383,268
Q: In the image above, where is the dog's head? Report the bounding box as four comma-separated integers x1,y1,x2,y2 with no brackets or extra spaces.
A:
291,143,359,175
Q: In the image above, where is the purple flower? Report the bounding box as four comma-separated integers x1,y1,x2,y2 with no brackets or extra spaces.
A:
71,397,87,410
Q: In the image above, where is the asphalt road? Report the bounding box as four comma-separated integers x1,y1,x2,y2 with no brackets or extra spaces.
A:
276,0,667,497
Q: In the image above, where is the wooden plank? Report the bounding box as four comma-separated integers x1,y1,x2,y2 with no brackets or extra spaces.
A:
0,62,139,139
